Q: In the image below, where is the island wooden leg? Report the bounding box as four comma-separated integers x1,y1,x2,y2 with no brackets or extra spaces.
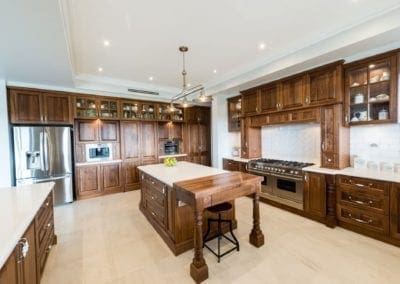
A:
249,191,265,247
190,208,208,283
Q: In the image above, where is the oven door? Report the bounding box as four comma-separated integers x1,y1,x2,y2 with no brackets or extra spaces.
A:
274,176,303,203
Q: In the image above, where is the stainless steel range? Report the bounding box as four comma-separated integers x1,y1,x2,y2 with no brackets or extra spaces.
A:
248,159,314,210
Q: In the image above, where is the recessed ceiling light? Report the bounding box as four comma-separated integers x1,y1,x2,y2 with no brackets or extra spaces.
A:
213,69,217,74
258,42,266,50
98,67,103,72
148,76,154,81
103,40,110,47
187,83,191,87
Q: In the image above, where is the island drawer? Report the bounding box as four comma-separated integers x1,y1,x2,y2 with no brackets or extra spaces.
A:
144,185,165,208
37,211,54,253
337,186,389,215
35,193,53,229
337,204,389,235
38,226,55,275
141,173,165,193
337,176,389,194
146,197,165,228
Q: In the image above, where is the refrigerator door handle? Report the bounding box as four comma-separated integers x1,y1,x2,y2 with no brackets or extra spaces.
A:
34,175,69,183
39,132,46,171
44,131,49,171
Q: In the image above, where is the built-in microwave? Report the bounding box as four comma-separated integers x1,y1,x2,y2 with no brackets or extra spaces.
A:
85,143,113,162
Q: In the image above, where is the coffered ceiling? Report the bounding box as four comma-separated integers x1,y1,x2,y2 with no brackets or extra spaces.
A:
2,0,400,99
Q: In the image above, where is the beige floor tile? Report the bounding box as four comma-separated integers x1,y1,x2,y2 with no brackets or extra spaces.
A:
41,191,400,284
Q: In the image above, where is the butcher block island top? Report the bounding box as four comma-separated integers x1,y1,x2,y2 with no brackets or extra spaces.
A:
138,162,265,283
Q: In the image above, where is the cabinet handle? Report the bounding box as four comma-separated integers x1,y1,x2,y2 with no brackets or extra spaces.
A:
348,196,373,205
347,213,372,224
345,113,349,123
304,174,308,182
17,238,29,261
305,96,310,104
47,222,52,229
256,107,259,112
321,142,325,151
46,245,52,253
42,201,50,208
276,103,279,109
162,186,165,194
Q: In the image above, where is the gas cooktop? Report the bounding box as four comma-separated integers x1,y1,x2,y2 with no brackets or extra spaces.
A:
248,158,314,179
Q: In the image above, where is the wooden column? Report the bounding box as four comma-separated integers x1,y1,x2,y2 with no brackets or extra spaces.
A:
190,202,208,283
249,186,265,247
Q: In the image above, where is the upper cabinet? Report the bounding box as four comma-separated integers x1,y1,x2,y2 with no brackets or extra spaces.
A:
227,95,241,132
344,51,398,125
279,75,306,110
242,89,259,116
308,62,344,106
259,84,279,112
75,96,119,119
157,104,184,122
8,88,72,124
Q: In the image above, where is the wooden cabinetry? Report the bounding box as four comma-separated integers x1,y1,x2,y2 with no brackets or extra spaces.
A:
75,119,119,143
344,51,398,125
279,75,306,110
75,162,123,199
336,175,390,235
184,107,210,166
308,62,343,106
320,104,349,169
240,117,261,159
241,89,259,116
260,84,279,112
304,172,326,218
75,96,119,119
227,96,241,132
390,183,400,240
139,171,236,255
8,87,72,124
141,121,158,162
222,158,248,172
0,192,56,283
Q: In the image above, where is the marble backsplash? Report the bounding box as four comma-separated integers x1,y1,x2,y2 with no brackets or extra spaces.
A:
261,123,321,164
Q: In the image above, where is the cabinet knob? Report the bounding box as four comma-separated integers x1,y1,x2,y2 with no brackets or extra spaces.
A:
305,96,310,104
327,158,332,162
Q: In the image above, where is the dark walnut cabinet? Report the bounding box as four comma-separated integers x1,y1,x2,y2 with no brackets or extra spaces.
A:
75,162,123,199
222,158,248,172
390,183,400,240
8,87,72,124
344,50,398,125
227,95,241,132
0,192,56,284
240,117,261,159
304,172,326,219
75,120,119,143
75,96,119,119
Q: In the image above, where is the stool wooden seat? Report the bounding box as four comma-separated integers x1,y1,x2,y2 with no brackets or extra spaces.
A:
203,202,239,262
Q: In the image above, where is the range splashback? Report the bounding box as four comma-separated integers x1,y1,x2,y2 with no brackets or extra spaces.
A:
261,123,320,164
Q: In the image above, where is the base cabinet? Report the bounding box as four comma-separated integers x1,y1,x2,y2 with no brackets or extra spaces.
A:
222,158,248,172
0,192,56,284
304,172,326,219
76,162,122,199
390,183,400,240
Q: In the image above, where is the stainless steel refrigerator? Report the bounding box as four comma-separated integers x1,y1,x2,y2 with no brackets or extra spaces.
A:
13,126,73,205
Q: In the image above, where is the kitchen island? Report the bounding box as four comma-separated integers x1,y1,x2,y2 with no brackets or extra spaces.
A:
138,161,264,282
0,182,56,283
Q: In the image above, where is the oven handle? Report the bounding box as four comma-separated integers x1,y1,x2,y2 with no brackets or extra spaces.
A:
248,169,303,182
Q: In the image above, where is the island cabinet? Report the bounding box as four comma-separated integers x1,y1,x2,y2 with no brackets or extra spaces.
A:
139,171,235,255
0,191,56,284
390,183,400,240
336,175,390,237
8,87,73,125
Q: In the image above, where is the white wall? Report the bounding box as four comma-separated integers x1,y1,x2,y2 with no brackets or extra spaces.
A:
261,123,321,164
0,80,12,187
211,93,241,169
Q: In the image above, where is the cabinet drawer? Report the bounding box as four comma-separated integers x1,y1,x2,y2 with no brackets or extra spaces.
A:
337,176,388,194
35,193,53,230
144,183,165,208
146,198,165,227
37,212,54,253
338,187,389,215
337,204,389,235
223,159,240,171
38,227,54,275
142,173,165,193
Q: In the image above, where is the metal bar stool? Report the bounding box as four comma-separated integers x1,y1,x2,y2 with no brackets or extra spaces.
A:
203,202,239,262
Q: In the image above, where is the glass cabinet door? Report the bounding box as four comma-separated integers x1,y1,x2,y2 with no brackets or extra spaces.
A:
76,97,98,118
141,103,156,120
121,101,140,119
158,104,170,121
99,100,119,118
171,107,184,121
368,60,391,121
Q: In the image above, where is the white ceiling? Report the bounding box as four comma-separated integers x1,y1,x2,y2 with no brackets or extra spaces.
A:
1,0,400,99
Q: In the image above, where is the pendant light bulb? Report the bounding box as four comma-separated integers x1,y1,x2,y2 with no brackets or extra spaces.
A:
182,96,189,108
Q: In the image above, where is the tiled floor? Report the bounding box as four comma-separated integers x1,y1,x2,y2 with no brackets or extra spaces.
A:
42,191,400,284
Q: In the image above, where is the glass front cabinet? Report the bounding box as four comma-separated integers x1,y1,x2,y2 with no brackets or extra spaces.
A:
344,51,398,125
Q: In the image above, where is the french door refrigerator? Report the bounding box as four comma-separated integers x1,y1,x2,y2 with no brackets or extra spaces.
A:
13,126,73,205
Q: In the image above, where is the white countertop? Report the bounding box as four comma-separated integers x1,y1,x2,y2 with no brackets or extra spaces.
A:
138,161,227,187
158,153,188,159
0,182,54,268
75,159,122,166
224,157,257,163
303,165,400,183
